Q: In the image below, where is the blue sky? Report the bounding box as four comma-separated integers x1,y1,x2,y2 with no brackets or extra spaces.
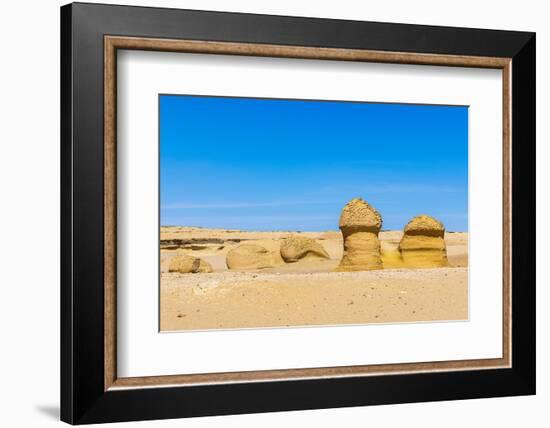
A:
160,95,468,232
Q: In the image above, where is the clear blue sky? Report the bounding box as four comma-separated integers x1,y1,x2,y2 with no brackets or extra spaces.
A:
160,95,468,232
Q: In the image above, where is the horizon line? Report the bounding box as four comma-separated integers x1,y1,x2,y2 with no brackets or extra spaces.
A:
160,225,468,233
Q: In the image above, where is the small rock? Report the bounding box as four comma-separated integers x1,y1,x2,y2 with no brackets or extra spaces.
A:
168,255,213,273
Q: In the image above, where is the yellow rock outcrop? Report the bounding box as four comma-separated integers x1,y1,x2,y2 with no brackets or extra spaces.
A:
336,198,383,271
399,215,448,268
226,243,282,270
168,255,213,273
280,235,330,262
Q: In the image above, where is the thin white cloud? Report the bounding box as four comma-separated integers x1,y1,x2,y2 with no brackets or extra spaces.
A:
316,183,465,195
168,215,335,222
162,184,465,210
161,215,336,230
161,200,335,209
368,184,465,193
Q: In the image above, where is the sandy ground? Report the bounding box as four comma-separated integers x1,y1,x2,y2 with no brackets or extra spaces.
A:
160,227,468,331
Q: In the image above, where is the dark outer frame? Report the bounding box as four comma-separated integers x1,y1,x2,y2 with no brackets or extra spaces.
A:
61,2,536,424
104,36,513,389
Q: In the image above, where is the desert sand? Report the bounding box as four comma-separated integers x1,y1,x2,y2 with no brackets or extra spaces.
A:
160,226,468,331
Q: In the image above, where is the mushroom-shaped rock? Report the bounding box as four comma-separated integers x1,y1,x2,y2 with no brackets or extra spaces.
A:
168,255,214,273
226,244,282,270
336,198,383,271
280,235,330,263
399,215,448,268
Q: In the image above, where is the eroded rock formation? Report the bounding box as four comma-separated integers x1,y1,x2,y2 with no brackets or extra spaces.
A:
168,254,214,273
280,235,330,262
399,215,448,268
226,244,282,270
336,198,383,271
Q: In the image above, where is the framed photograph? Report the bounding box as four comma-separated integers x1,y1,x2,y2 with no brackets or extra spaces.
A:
61,2,535,424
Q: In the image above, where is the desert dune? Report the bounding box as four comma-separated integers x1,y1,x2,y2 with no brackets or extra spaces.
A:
160,225,468,331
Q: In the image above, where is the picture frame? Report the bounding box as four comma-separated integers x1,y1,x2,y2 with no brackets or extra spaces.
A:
60,2,535,424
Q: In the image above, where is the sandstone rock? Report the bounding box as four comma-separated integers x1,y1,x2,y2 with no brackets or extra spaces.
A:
280,235,330,262
168,255,213,273
226,244,282,270
399,215,448,268
196,258,214,273
337,198,383,271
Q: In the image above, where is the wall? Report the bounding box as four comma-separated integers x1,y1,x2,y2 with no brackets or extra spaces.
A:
0,0,545,426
